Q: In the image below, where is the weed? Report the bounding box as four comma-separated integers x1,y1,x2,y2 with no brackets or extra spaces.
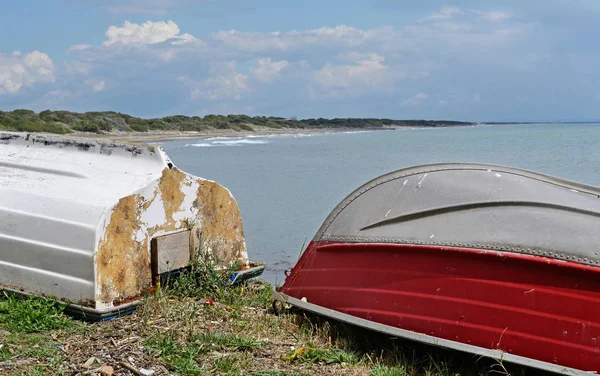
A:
168,348,206,375
145,333,208,375
370,364,407,376
214,355,239,373
0,293,78,333
196,331,262,351
0,333,61,362
168,246,241,299
145,332,179,358
11,366,50,376
182,217,194,230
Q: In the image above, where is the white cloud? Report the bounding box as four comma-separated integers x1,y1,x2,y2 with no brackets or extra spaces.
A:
315,53,386,91
0,50,55,94
33,90,78,107
401,93,428,106
212,25,372,53
64,60,93,76
67,44,92,53
171,33,196,45
86,79,106,92
189,61,249,101
191,74,249,100
479,11,513,22
402,11,528,53
425,7,463,21
252,58,289,82
98,0,202,15
103,20,196,46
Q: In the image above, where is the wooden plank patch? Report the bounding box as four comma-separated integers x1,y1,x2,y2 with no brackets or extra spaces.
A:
151,231,191,275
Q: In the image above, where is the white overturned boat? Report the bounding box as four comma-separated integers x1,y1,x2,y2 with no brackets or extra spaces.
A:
0,132,262,319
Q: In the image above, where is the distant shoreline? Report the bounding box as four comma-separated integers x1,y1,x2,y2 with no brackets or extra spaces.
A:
6,121,596,145
2,110,596,144
0,109,478,143
67,126,387,143
68,124,480,143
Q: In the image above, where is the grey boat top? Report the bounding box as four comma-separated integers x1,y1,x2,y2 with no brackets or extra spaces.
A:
314,163,600,267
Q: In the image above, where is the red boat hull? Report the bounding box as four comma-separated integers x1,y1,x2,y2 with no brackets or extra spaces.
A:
279,241,600,371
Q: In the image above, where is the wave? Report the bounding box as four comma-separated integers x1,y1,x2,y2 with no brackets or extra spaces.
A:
246,133,317,139
186,143,215,148
211,139,268,145
185,130,374,148
186,138,269,148
202,136,239,141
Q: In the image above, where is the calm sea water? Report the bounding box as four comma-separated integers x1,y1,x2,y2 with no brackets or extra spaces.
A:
159,123,600,284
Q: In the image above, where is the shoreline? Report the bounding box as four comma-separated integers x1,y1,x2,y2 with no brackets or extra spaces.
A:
67,123,486,144
2,123,487,145
68,126,393,144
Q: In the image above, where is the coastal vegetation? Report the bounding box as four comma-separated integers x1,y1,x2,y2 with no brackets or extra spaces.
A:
0,109,474,135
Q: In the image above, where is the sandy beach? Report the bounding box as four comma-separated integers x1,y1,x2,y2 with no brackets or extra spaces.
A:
67,126,394,144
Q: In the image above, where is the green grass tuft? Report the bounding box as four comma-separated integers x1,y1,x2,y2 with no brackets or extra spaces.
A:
145,333,208,375
0,333,61,362
214,355,239,373
196,331,262,351
370,364,407,376
0,293,78,333
167,247,241,298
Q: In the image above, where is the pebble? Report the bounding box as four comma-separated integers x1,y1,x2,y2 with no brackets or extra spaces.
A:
83,357,96,369
98,365,114,376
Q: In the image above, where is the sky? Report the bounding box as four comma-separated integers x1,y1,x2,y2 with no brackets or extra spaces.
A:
0,0,599,122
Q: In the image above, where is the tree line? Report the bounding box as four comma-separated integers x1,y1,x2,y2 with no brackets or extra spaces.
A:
0,109,473,134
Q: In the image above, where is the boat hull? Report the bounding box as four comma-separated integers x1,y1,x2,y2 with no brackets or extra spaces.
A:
279,241,600,372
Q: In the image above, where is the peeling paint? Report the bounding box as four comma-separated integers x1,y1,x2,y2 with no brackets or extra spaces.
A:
195,179,247,266
96,195,151,304
158,168,187,228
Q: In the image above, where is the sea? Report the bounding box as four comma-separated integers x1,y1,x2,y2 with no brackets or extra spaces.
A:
158,123,600,285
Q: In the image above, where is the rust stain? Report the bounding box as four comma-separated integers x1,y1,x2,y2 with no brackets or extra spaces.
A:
195,180,246,265
96,195,151,304
158,167,186,227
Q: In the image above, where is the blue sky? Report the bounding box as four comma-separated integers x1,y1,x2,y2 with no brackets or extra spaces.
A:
1,0,599,121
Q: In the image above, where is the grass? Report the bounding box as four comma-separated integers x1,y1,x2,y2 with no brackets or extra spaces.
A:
286,346,360,365
0,248,533,375
0,292,79,333
370,364,407,376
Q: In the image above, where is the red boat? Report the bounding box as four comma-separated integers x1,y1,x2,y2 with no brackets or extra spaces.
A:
274,163,600,375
